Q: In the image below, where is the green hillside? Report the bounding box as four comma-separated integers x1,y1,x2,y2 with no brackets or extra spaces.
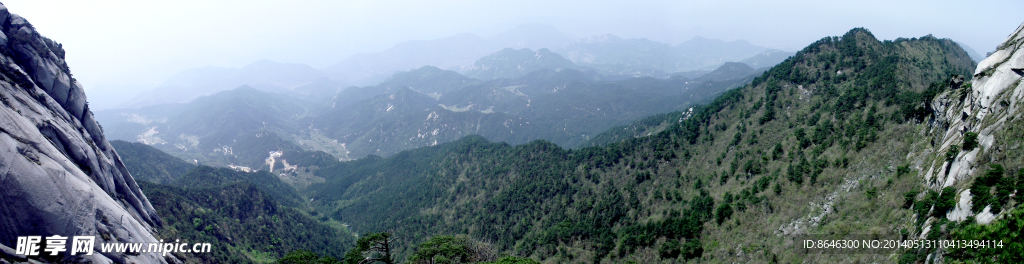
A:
112,142,356,263
304,28,983,263
142,181,354,263
111,140,196,184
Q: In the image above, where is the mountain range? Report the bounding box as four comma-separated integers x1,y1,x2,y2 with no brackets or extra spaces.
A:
108,25,1024,263
298,27,1007,263
99,57,763,164
109,23,790,111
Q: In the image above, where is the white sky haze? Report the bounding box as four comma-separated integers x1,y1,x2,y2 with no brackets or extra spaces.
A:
2,0,1021,102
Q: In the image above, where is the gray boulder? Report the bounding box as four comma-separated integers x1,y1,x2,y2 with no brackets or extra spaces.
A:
0,4,173,263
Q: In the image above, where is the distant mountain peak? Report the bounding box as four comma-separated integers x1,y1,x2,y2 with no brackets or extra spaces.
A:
842,27,878,42
463,48,579,80
373,66,479,95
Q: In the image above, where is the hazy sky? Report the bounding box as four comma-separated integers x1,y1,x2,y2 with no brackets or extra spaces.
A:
3,0,1022,96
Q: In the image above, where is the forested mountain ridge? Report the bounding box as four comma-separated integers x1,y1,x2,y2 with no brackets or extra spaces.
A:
110,141,357,263
304,27,985,263
141,180,354,263
110,140,196,184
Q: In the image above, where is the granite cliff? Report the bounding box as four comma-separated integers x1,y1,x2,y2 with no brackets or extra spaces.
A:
0,3,169,263
929,22,1024,222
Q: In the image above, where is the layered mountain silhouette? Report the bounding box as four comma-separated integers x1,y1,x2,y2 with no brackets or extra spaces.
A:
116,24,788,112
100,59,763,163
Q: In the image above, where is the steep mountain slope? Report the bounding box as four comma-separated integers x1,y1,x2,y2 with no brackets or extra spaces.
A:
143,180,355,263
462,48,580,80
110,140,196,184
908,22,1024,263
0,5,170,263
304,28,976,263
109,141,356,263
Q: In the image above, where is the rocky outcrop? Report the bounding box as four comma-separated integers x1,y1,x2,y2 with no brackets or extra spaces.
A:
927,21,1024,223
0,4,170,263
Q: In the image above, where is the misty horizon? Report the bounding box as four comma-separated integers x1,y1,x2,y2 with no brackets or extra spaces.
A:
2,0,1021,110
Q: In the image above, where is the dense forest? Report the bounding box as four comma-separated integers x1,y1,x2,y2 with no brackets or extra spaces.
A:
112,141,357,263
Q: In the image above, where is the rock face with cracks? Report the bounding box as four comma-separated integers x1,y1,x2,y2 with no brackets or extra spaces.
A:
928,21,1024,224
0,4,172,263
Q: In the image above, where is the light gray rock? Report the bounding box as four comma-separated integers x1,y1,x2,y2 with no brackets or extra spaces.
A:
946,189,973,221
924,21,1024,227
975,206,996,224
0,3,171,263
67,80,87,119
